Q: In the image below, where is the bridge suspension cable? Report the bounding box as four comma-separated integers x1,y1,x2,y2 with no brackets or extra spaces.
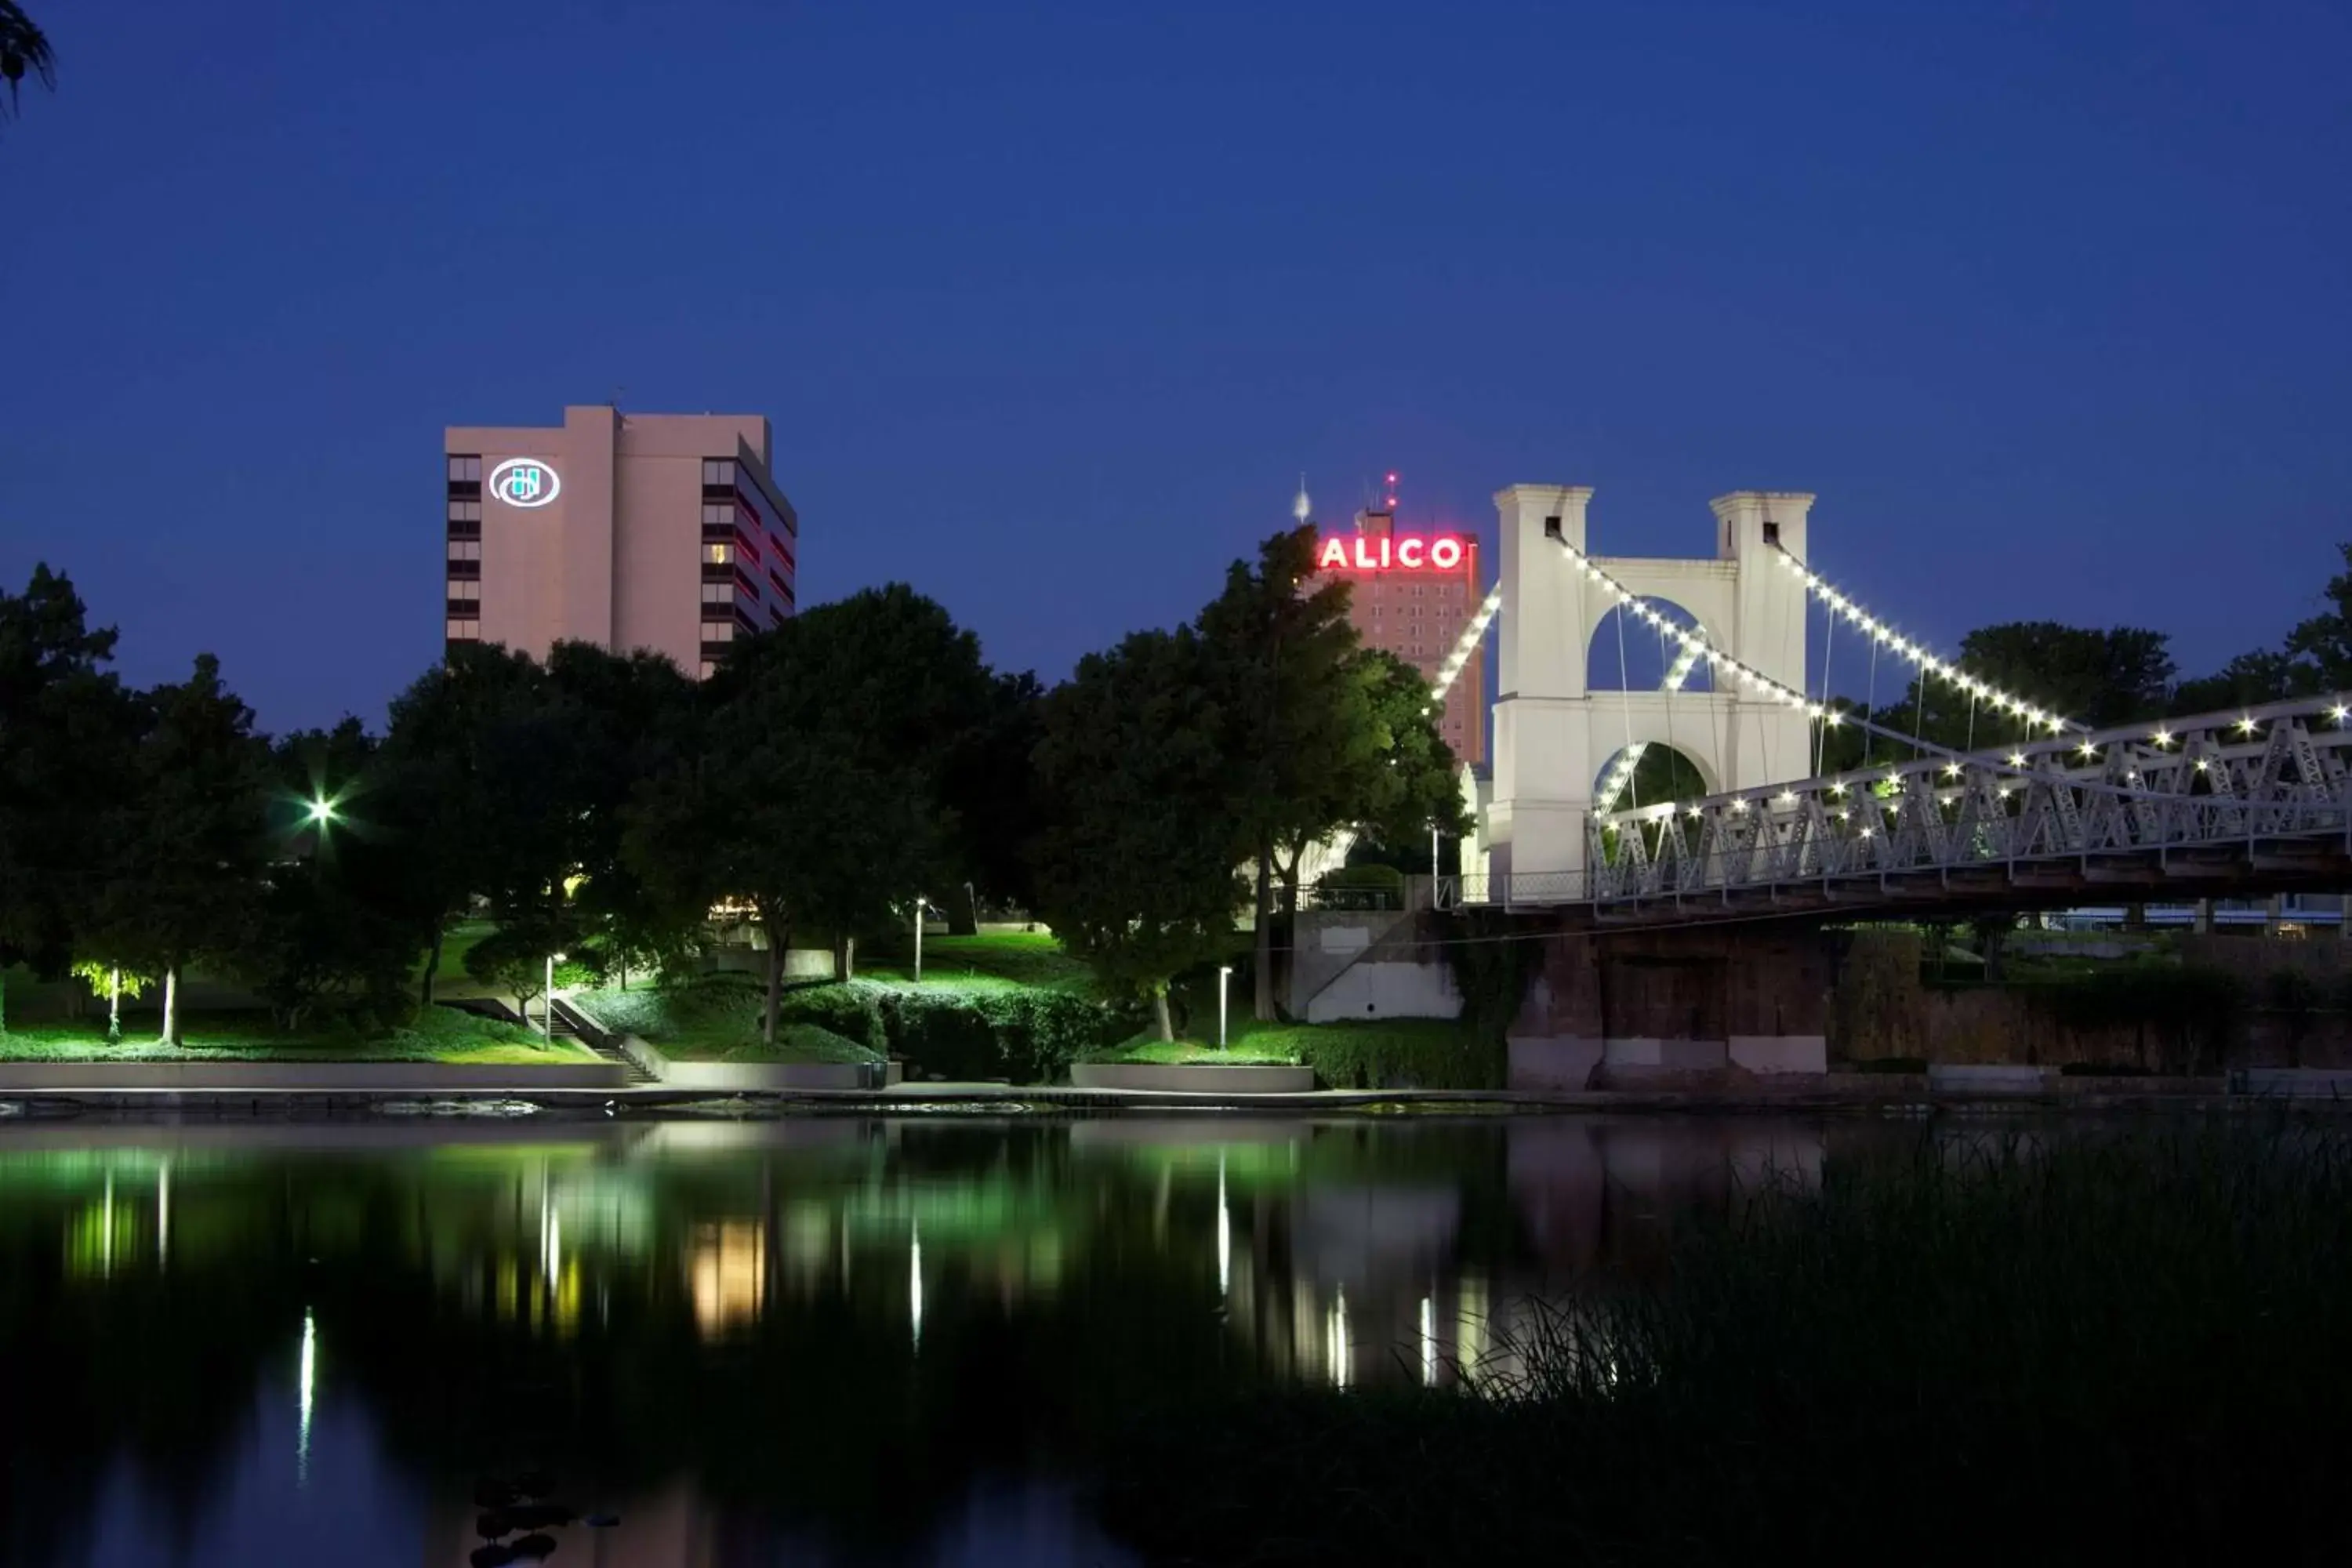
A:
1546,527,2131,789
1768,543,2083,735
1592,637,1706,815
1428,585,1502,706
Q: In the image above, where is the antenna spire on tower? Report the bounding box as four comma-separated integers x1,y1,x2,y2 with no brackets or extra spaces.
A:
1292,474,1312,524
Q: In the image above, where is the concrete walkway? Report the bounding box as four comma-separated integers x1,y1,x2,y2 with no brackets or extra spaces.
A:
3,1076,2347,1120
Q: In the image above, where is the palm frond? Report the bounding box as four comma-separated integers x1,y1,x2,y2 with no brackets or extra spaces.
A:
0,1,59,124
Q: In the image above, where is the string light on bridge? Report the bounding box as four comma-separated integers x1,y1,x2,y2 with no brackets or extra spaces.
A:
1591,637,1709,815
1553,538,1833,736
1768,546,2079,735
1428,584,1504,707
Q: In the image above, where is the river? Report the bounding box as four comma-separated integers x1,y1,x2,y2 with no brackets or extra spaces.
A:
0,1112,1864,1566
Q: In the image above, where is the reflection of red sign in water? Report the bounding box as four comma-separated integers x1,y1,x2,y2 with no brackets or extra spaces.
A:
1316,535,1469,572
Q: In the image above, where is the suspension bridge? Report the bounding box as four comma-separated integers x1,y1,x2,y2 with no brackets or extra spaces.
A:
1440,485,2352,927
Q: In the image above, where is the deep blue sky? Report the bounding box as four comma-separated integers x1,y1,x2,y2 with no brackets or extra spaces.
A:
4,0,2347,731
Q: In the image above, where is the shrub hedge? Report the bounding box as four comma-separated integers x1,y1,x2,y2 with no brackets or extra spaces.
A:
777,980,1132,1083
1294,1023,1503,1091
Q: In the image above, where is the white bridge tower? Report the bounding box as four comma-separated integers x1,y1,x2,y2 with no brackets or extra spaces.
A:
1479,485,1817,884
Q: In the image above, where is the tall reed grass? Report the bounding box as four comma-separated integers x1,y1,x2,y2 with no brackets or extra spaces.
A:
1102,1124,2352,1565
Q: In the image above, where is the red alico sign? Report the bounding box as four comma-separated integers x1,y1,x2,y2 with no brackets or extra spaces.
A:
1316,534,1469,572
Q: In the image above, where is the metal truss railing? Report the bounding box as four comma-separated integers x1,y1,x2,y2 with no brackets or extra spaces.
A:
1441,695,2352,913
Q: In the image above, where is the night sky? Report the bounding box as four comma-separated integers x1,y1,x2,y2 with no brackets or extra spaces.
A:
3,0,2347,732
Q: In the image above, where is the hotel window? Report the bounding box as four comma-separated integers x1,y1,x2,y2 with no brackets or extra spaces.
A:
445,618,480,641
447,539,481,561
699,660,717,679
704,543,733,565
446,456,482,484
706,621,734,643
447,500,481,524
701,458,736,489
701,581,733,605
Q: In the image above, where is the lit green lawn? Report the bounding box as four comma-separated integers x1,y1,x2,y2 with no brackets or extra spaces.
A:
1085,1018,1472,1063
856,931,1095,993
1081,965,1497,1088
0,1005,598,1065
1083,1039,1304,1065
575,974,884,1065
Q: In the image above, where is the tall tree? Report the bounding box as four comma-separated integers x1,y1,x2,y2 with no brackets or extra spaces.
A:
379,644,552,1007
540,643,701,983
0,566,133,1032
93,656,271,1044
1268,648,1467,910
0,2,55,125
2169,648,2310,717
230,722,421,1030
2166,541,2352,713
1196,526,1364,1021
1032,628,1243,1041
1864,622,2176,757
939,670,1048,928
628,586,990,1044
2282,542,2352,691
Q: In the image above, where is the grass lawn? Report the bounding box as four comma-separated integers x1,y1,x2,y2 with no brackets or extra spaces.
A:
410,919,500,996
0,1005,598,1065
1076,960,1501,1088
575,974,884,1065
855,931,1095,993
1083,1038,1306,1065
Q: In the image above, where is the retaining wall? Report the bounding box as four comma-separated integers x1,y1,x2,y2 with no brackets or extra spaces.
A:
618,1035,901,1092
1069,1063,1318,1094
0,1061,631,1092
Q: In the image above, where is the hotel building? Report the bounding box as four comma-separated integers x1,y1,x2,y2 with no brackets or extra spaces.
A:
1308,498,1486,765
444,405,798,677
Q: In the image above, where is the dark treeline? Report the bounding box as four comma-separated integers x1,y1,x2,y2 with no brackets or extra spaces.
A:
0,527,1461,1045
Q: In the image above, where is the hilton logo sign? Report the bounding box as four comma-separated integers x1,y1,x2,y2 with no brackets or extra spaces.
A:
489,458,561,509
1316,534,1469,572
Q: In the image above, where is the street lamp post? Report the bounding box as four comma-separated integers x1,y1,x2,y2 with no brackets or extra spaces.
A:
544,951,566,1040
307,797,337,882
1217,965,1232,1049
913,899,924,984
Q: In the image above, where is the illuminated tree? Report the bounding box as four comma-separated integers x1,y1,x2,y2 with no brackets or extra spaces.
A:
1196,525,1364,1021
0,565,134,1033
92,656,271,1045
1285,648,1467,896
1031,628,1243,1041
629,586,988,1044
67,961,147,1042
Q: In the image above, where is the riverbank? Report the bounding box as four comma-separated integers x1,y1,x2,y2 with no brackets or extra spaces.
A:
5,1073,2352,1120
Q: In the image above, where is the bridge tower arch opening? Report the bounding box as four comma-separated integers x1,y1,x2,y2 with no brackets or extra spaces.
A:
1483,485,1816,885
1584,596,1719,693
1589,739,1716,810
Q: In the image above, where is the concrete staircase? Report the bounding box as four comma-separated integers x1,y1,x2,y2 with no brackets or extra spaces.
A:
550,997,659,1084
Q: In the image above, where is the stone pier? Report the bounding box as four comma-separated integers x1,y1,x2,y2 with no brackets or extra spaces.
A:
1508,920,1832,1090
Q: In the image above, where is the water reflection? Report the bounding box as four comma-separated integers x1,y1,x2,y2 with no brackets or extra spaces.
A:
0,1113,1865,1566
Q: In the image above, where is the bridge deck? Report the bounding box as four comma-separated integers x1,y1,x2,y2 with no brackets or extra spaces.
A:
1452,695,2352,925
